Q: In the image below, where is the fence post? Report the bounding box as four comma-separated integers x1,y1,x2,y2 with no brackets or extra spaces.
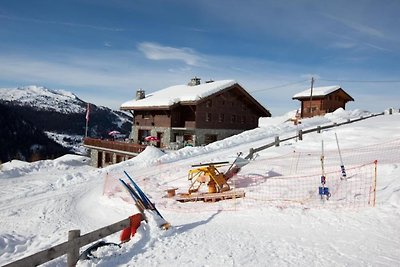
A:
275,136,280,147
246,148,254,160
67,230,81,267
298,130,303,141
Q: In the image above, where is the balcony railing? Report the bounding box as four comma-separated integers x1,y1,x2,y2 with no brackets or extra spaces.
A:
184,121,196,128
83,138,146,154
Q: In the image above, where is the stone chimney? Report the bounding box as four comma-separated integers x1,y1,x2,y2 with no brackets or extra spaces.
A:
136,89,145,100
188,76,201,86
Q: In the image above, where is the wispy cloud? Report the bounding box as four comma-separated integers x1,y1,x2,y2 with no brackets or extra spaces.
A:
0,45,397,115
323,14,384,39
137,42,204,66
330,42,357,49
0,14,125,32
364,42,391,52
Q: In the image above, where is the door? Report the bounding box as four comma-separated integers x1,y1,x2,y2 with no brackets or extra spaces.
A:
157,132,163,148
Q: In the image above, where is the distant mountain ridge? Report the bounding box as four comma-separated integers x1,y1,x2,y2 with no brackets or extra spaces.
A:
0,85,132,162
0,85,86,114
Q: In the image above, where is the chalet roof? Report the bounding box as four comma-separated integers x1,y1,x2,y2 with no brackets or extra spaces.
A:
121,80,237,109
292,85,354,101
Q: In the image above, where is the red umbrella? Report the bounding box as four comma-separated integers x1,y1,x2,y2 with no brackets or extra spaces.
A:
108,130,121,136
144,136,159,142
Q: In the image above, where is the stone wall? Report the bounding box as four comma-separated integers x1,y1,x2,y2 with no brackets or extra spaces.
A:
194,128,243,145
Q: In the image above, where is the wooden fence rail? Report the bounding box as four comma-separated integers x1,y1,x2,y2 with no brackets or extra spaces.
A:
245,112,385,159
3,218,131,267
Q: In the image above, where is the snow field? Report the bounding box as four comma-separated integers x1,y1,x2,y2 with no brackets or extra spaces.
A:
1,110,400,266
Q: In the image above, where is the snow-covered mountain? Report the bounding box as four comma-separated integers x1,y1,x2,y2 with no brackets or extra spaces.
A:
0,85,86,114
0,85,132,161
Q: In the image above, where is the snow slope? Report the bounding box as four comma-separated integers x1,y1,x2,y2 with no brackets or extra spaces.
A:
0,109,399,266
0,85,86,114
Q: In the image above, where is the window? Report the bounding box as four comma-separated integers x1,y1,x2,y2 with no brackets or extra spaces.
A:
231,115,236,123
142,111,151,119
206,100,212,108
206,112,212,122
204,134,217,144
218,113,224,123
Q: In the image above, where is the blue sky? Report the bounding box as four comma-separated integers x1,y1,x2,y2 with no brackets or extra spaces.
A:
0,0,399,115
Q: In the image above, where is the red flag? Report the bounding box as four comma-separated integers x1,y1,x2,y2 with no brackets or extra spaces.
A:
85,103,90,122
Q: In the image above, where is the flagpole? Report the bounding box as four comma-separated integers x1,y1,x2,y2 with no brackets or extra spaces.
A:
85,119,88,137
85,103,90,138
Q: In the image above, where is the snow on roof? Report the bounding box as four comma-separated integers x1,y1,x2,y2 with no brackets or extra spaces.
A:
121,80,236,109
292,85,342,99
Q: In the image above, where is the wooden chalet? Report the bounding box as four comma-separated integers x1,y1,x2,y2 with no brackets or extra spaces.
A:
120,77,271,148
292,85,354,118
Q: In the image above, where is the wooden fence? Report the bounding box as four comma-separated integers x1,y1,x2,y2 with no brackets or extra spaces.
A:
3,218,131,267
245,112,385,159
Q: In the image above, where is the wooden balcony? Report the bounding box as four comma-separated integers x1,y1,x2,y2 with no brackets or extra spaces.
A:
83,138,146,155
185,121,196,128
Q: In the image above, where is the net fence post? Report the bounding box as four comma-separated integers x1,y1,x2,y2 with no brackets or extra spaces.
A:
373,160,378,207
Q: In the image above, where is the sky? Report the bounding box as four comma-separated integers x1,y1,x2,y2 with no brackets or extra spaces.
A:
0,0,399,115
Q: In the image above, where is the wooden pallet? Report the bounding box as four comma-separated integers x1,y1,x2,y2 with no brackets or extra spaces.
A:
175,190,245,203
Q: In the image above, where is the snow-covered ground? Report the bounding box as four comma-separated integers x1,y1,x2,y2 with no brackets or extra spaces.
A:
1,109,399,266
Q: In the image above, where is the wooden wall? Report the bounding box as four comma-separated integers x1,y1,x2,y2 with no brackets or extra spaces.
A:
300,91,349,117
195,88,259,130
134,110,171,127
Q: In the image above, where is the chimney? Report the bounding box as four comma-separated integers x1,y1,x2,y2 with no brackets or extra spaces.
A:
136,89,145,100
188,76,201,86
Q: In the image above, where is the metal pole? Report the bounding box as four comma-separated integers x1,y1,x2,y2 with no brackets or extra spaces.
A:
309,77,314,117
85,103,90,138
335,133,347,180
373,160,378,207
321,139,325,176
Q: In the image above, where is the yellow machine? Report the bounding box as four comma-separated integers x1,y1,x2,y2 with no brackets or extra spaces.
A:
174,153,246,202
187,162,232,194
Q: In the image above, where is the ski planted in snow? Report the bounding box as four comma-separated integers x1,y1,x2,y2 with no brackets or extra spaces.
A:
123,171,165,219
119,178,146,214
